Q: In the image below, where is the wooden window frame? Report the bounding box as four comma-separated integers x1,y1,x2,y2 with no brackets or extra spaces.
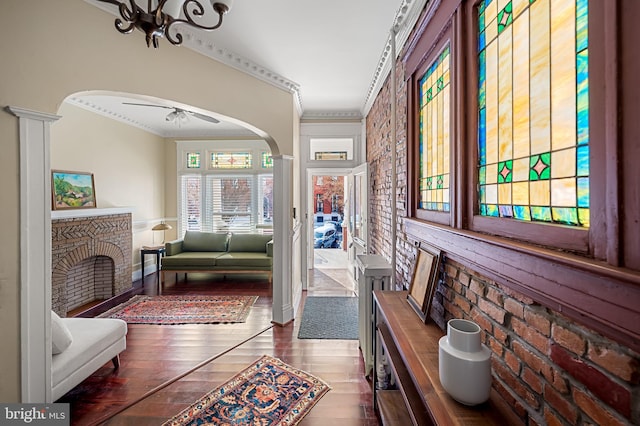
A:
402,0,640,352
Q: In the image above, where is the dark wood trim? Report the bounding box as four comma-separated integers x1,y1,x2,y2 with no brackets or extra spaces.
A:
405,218,640,353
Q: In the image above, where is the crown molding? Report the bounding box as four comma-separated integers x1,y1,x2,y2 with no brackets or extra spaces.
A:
362,0,430,117
301,111,363,122
67,96,162,135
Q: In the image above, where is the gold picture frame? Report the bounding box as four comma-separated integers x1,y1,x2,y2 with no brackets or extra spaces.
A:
407,245,441,322
51,170,96,210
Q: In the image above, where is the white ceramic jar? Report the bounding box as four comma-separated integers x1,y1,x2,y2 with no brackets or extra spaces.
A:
438,318,492,405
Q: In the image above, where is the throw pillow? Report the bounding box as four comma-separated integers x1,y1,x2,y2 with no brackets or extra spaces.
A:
51,311,73,355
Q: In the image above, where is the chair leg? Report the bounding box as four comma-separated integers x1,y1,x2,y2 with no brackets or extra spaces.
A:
111,355,120,369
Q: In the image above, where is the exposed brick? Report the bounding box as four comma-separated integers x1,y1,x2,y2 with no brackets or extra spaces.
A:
587,344,640,384
522,366,543,394
493,377,528,419
505,350,521,374
524,307,551,337
445,263,458,279
458,271,471,286
478,298,506,325
469,278,485,296
493,358,540,409
511,318,550,355
486,287,503,306
550,367,570,394
504,297,524,319
573,388,628,426
552,324,586,356
453,293,471,314
494,325,509,345
513,340,553,382
451,280,463,295
544,382,578,424
487,335,505,357
543,407,565,426
470,310,493,334
550,343,631,418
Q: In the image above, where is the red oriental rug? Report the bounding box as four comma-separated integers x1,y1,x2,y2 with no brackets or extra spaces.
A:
162,355,330,425
97,295,258,324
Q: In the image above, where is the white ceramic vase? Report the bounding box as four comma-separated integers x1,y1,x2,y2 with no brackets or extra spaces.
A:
438,318,492,405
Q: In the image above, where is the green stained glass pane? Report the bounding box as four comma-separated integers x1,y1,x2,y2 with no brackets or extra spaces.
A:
479,166,487,184
552,207,578,225
513,205,531,220
187,152,200,168
261,152,273,168
498,2,513,34
530,154,550,180
486,204,499,217
479,51,486,108
531,206,552,222
498,160,513,183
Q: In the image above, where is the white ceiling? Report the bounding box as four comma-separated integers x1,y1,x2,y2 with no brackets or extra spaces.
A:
72,0,425,137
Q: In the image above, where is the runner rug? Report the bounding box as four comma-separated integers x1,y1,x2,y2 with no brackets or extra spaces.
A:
97,295,258,324
297,296,359,339
162,355,330,425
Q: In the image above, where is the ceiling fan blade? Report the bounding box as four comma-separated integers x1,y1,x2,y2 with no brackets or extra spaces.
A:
122,102,172,110
188,111,220,124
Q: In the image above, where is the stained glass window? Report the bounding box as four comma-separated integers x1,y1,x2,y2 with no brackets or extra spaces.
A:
418,44,451,212
477,0,589,227
210,152,252,169
262,152,273,168
187,152,201,169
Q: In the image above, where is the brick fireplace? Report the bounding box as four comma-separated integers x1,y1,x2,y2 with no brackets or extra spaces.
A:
51,208,133,316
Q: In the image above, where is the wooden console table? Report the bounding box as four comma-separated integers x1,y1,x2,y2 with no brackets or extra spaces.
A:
372,290,521,425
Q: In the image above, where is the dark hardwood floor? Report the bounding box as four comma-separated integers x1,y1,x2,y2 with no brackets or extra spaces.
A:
59,269,377,425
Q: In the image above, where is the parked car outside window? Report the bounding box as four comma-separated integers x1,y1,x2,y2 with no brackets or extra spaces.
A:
314,223,338,248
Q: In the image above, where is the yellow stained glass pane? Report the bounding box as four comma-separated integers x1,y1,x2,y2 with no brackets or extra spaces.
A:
513,0,529,18
498,183,512,204
443,69,450,88
498,27,513,161
513,10,530,158
512,182,529,204
432,97,438,175
530,180,550,205
486,184,498,204
485,16,499,47
443,89,450,174
438,92,444,174
512,158,529,182
530,0,551,155
444,189,450,203
437,189,443,202
485,0,498,29
551,0,576,150
498,0,510,12
552,178,576,207
486,163,498,184
486,42,499,165
551,148,576,178
443,50,450,71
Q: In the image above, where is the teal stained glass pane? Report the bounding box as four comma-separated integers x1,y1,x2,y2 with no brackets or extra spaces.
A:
479,185,486,203
531,206,552,222
576,0,588,52
577,145,589,176
577,177,589,208
499,205,514,217
513,205,531,221
444,203,450,212
479,11,485,32
577,50,589,146
479,30,486,52
552,208,578,225
478,0,486,14
478,50,486,108
479,166,487,185
480,204,487,215
486,204,499,217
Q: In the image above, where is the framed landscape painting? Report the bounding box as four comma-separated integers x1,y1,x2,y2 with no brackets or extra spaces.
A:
407,245,441,322
51,170,96,210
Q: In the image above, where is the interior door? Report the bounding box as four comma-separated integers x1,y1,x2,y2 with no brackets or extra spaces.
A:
347,163,368,277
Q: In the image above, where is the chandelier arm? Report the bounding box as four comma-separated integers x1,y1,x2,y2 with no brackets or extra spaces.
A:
155,0,171,27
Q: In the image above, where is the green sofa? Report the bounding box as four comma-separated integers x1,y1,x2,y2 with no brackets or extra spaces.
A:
161,231,273,285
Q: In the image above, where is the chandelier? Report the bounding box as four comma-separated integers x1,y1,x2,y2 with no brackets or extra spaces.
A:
96,0,234,48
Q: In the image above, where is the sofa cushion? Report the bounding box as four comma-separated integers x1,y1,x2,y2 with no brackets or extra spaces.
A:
161,252,223,267
227,234,273,253
51,311,73,355
182,231,228,252
214,252,273,268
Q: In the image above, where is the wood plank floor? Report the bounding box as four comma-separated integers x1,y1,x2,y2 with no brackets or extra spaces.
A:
59,269,378,425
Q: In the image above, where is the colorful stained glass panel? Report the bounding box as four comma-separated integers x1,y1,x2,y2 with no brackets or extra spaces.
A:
261,152,273,168
210,152,252,169
187,152,201,169
477,0,589,228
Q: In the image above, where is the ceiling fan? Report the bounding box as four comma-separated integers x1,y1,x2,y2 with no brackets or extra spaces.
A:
122,102,220,125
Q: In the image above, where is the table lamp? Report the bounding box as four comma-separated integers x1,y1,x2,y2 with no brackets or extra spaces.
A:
151,222,173,245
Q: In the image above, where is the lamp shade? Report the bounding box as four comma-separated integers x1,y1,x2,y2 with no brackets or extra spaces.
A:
152,223,173,231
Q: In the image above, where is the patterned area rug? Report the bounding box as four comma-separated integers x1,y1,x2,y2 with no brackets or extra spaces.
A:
163,355,330,425
97,295,258,324
297,296,358,339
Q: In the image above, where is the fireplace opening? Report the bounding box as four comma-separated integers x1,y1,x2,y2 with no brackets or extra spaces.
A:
66,255,114,315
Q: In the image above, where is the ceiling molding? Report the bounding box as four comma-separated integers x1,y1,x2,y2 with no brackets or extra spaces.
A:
301,111,363,122
362,0,430,117
68,96,161,135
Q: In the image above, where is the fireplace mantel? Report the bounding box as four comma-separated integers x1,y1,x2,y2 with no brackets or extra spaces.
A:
51,207,134,220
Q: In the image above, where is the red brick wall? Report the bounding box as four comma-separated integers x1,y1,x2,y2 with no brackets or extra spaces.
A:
365,22,640,426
